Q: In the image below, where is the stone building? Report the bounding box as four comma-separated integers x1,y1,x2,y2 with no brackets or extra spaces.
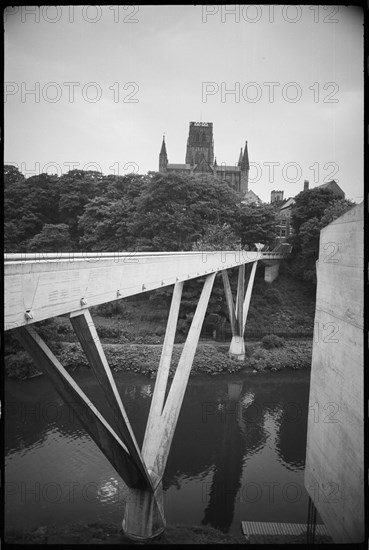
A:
273,179,346,242
270,190,284,203
158,121,250,195
275,197,295,241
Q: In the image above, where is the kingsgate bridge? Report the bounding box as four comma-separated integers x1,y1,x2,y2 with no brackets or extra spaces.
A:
4,247,290,539
5,204,364,543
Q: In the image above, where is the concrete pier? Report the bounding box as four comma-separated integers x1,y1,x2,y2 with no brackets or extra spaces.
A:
264,262,280,283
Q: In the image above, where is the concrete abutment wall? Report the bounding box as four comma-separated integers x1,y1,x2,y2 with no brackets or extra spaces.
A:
304,203,364,543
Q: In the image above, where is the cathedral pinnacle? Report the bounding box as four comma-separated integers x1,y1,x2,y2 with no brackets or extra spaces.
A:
160,135,167,156
241,141,249,170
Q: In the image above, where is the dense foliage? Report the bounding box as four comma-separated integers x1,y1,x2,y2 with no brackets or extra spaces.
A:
289,188,355,285
4,166,278,253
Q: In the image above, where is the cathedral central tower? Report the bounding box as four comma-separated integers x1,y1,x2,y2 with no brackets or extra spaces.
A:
157,121,250,196
185,122,214,171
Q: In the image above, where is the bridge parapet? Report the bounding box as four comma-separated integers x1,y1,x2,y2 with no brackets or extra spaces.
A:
4,251,288,330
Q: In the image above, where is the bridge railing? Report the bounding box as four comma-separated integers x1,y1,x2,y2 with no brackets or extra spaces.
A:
4,251,290,331
4,250,289,262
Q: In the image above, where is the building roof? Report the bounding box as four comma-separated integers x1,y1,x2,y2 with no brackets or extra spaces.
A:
216,165,240,172
242,189,262,205
316,180,345,198
280,197,295,210
167,163,192,170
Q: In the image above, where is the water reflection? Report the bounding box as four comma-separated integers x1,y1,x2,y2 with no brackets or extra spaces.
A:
5,371,311,533
97,477,120,504
275,384,309,470
202,381,247,532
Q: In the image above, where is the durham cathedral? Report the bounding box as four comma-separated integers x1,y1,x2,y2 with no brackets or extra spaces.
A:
158,121,251,197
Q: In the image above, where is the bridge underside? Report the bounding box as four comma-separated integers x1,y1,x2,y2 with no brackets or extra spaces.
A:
5,250,288,540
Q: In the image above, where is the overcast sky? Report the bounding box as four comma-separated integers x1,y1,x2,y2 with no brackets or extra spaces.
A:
4,5,363,203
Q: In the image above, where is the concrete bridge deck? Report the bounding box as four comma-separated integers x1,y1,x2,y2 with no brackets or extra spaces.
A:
4,250,288,330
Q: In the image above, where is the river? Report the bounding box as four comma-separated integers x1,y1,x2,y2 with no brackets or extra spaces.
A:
5,368,313,534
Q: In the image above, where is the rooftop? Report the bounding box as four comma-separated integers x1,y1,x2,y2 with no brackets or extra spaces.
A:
167,163,192,170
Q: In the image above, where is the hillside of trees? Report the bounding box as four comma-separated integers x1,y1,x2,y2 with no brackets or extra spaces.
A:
4,165,278,253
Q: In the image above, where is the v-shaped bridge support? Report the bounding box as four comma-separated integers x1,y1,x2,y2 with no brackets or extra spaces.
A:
14,272,216,541
221,261,258,360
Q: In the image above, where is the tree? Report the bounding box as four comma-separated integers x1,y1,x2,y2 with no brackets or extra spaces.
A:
291,196,355,284
295,217,321,284
130,172,239,251
235,202,277,248
23,173,61,226
192,223,241,251
57,170,103,246
78,174,145,251
27,224,72,252
4,164,25,187
4,222,23,252
291,188,337,248
78,196,131,251
320,199,355,227
4,169,60,250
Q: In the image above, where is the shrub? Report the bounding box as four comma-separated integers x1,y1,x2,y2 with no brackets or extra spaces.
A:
5,352,41,379
56,344,89,370
191,344,242,375
34,319,60,341
154,326,166,337
262,334,285,349
56,323,72,336
93,301,121,317
55,323,78,342
133,335,162,344
247,348,272,372
263,287,282,305
95,325,120,339
248,340,312,372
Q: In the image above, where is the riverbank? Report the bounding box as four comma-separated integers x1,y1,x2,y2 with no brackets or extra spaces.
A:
5,521,333,545
5,338,312,380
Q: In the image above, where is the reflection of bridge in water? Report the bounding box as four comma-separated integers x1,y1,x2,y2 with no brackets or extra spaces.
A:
4,203,364,545
4,372,310,534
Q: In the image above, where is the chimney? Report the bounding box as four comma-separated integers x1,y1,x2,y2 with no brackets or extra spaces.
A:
304,180,309,191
